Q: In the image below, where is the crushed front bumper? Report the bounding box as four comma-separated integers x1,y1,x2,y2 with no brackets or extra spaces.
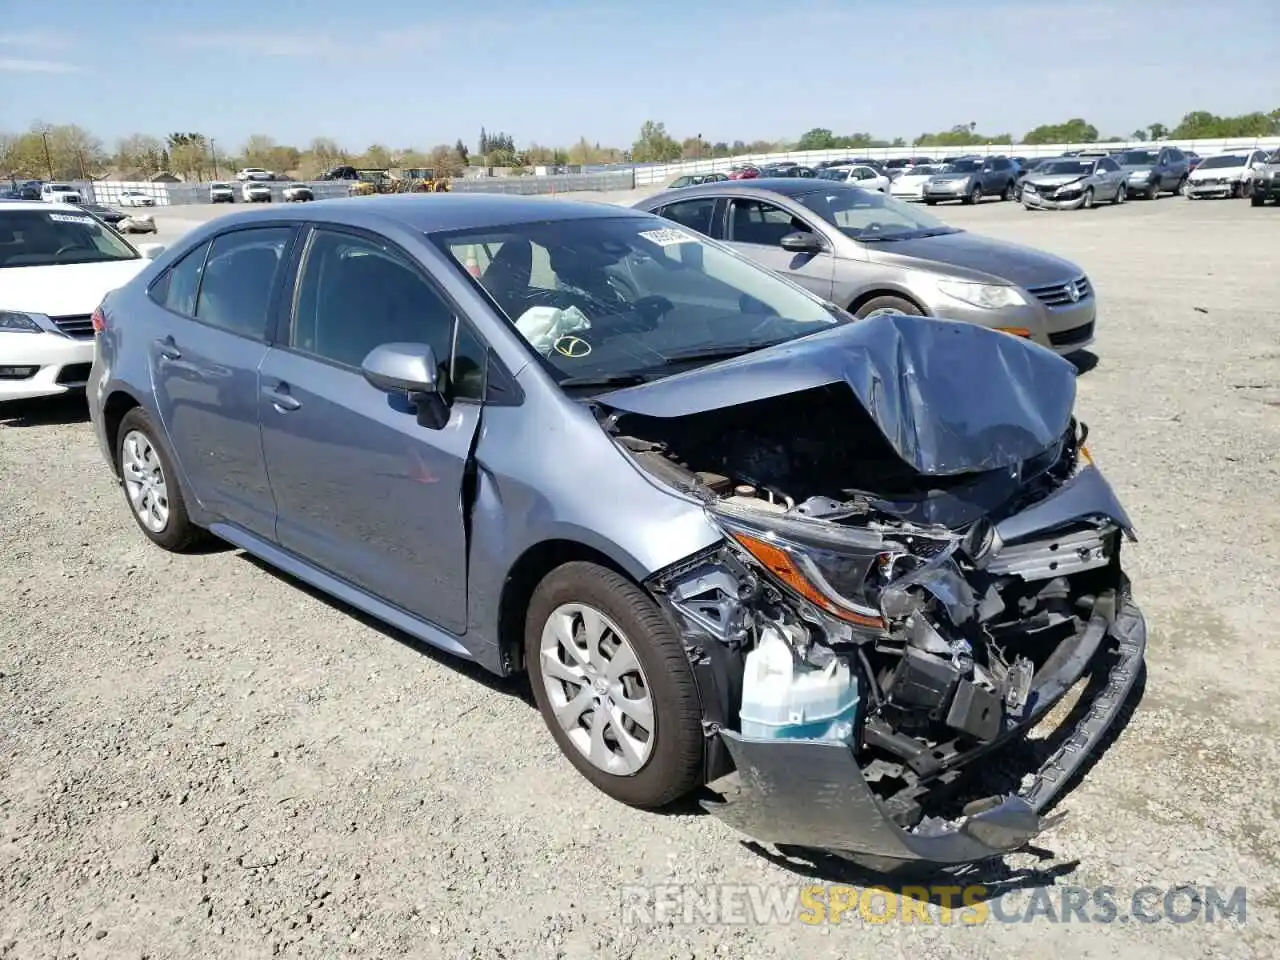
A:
1023,189,1087,210
701,596,1146,866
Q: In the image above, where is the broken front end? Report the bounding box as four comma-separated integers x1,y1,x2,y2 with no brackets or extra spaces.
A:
599,318,1146,868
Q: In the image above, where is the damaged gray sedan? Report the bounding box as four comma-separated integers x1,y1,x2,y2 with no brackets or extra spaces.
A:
88,196,1145,871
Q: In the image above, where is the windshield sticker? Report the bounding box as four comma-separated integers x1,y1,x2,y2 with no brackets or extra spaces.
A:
49,213,94,224
638,228,696,247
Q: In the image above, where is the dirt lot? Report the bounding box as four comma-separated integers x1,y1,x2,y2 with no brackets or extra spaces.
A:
2,194,1279,959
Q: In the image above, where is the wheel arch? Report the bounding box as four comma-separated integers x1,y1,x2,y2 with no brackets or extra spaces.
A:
496,538,639,675
847,288,929,317
101,388,145,477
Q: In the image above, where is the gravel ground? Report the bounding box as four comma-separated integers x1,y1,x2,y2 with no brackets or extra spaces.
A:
2,193,1279,959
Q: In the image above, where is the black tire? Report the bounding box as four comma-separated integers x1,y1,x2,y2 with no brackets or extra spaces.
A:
924,199,939,206
1111,181,1126,204
524,561,704,809
1002,180,1018,201
963,183,982,205
1251,192,1265,207
1145,181,1160,200
115,407,207,552
1080,187,1095,210
853,295,924,320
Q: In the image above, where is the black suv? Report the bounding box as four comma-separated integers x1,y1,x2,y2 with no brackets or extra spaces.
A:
1252,150,1280,206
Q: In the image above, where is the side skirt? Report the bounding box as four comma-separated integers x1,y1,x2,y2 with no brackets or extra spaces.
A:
208,522,474,661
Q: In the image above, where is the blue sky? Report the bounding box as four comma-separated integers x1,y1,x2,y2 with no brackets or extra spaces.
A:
2,0,1276,152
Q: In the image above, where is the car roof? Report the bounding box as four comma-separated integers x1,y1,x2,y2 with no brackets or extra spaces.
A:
639,178,869,207
190,193,656,235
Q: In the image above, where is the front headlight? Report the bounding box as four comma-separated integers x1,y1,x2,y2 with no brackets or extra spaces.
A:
935,278,1026,309
0,310,44,333
707,501,896,630
1128,169,1151,180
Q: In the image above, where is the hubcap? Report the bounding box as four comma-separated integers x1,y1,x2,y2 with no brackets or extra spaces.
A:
121,430,170,533
539,603,656,776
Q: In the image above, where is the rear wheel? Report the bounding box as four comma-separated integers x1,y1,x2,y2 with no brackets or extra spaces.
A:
115,408,208,552
525,562,704,809
854,295,923,320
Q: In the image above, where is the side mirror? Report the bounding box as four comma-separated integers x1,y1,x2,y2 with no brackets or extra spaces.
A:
780,230,823,253
361,342,450,429
136,243,166,259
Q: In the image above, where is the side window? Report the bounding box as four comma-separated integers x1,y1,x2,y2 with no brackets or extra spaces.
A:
292,228,456,379
658,198,717,237
148,240,210,317
727,199,808,245
193,227,292,339
993,158,1011,171
1097,158,1117,173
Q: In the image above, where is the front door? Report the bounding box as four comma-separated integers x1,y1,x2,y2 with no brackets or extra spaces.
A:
720,197,835,300
149,226,296,540
258,226,483,635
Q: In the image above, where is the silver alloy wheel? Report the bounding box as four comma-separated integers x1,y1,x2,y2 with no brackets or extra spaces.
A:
539,602,655,776
121,429,170,533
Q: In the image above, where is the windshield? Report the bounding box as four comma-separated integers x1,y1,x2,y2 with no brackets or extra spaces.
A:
794,186,955,241
1038,160,1093,176
0,209,139,268
211,182,231,189
47,184,74,192
435,216,838,384
1197,155,1247,170
938,160,980,174
1118,151,1158,166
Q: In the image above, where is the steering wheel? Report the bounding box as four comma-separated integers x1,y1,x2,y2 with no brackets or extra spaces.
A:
54,244,81,257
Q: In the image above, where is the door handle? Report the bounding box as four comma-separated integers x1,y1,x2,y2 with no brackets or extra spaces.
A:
263,383,301,411
154,336,181,360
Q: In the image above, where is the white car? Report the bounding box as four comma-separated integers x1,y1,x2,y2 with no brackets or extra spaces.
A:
889,164,944,201
117,214,157,234
241,181,273,203
118,191,157,208
281,182,314,202
209,182,236,203
1185,150,1270,199
40,183,83,204
817,164,890,193
235,167,274,181
0,201,164,402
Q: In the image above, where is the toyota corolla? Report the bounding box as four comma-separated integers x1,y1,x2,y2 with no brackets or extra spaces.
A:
87,196,1145,871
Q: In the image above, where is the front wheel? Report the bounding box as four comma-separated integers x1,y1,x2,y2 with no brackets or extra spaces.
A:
1081,187,1095,210
854,295,923,320
1252,192,1266,207
1002,180,1018,201
525,562,704,809
963,184,982,205
1145,181,1160,200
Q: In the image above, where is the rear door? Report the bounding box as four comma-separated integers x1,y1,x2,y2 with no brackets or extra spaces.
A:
148,225,298,539
257,224,485,635
720,196,835,300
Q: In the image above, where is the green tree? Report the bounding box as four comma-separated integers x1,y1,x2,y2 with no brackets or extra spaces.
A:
796,127,838,150
1146,122,1168,140
114,133,164,173
914,124,1012,148
1130,129,1147,141
1021,118,1099,145
361,143,393,169
631,121,681,163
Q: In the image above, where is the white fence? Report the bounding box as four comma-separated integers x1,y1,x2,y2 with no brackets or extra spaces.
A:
633,137,1280,186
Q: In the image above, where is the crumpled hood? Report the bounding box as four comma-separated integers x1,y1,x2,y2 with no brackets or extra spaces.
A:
599,313,1077,476
1027,173,1088,189
1189,165,1244,181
